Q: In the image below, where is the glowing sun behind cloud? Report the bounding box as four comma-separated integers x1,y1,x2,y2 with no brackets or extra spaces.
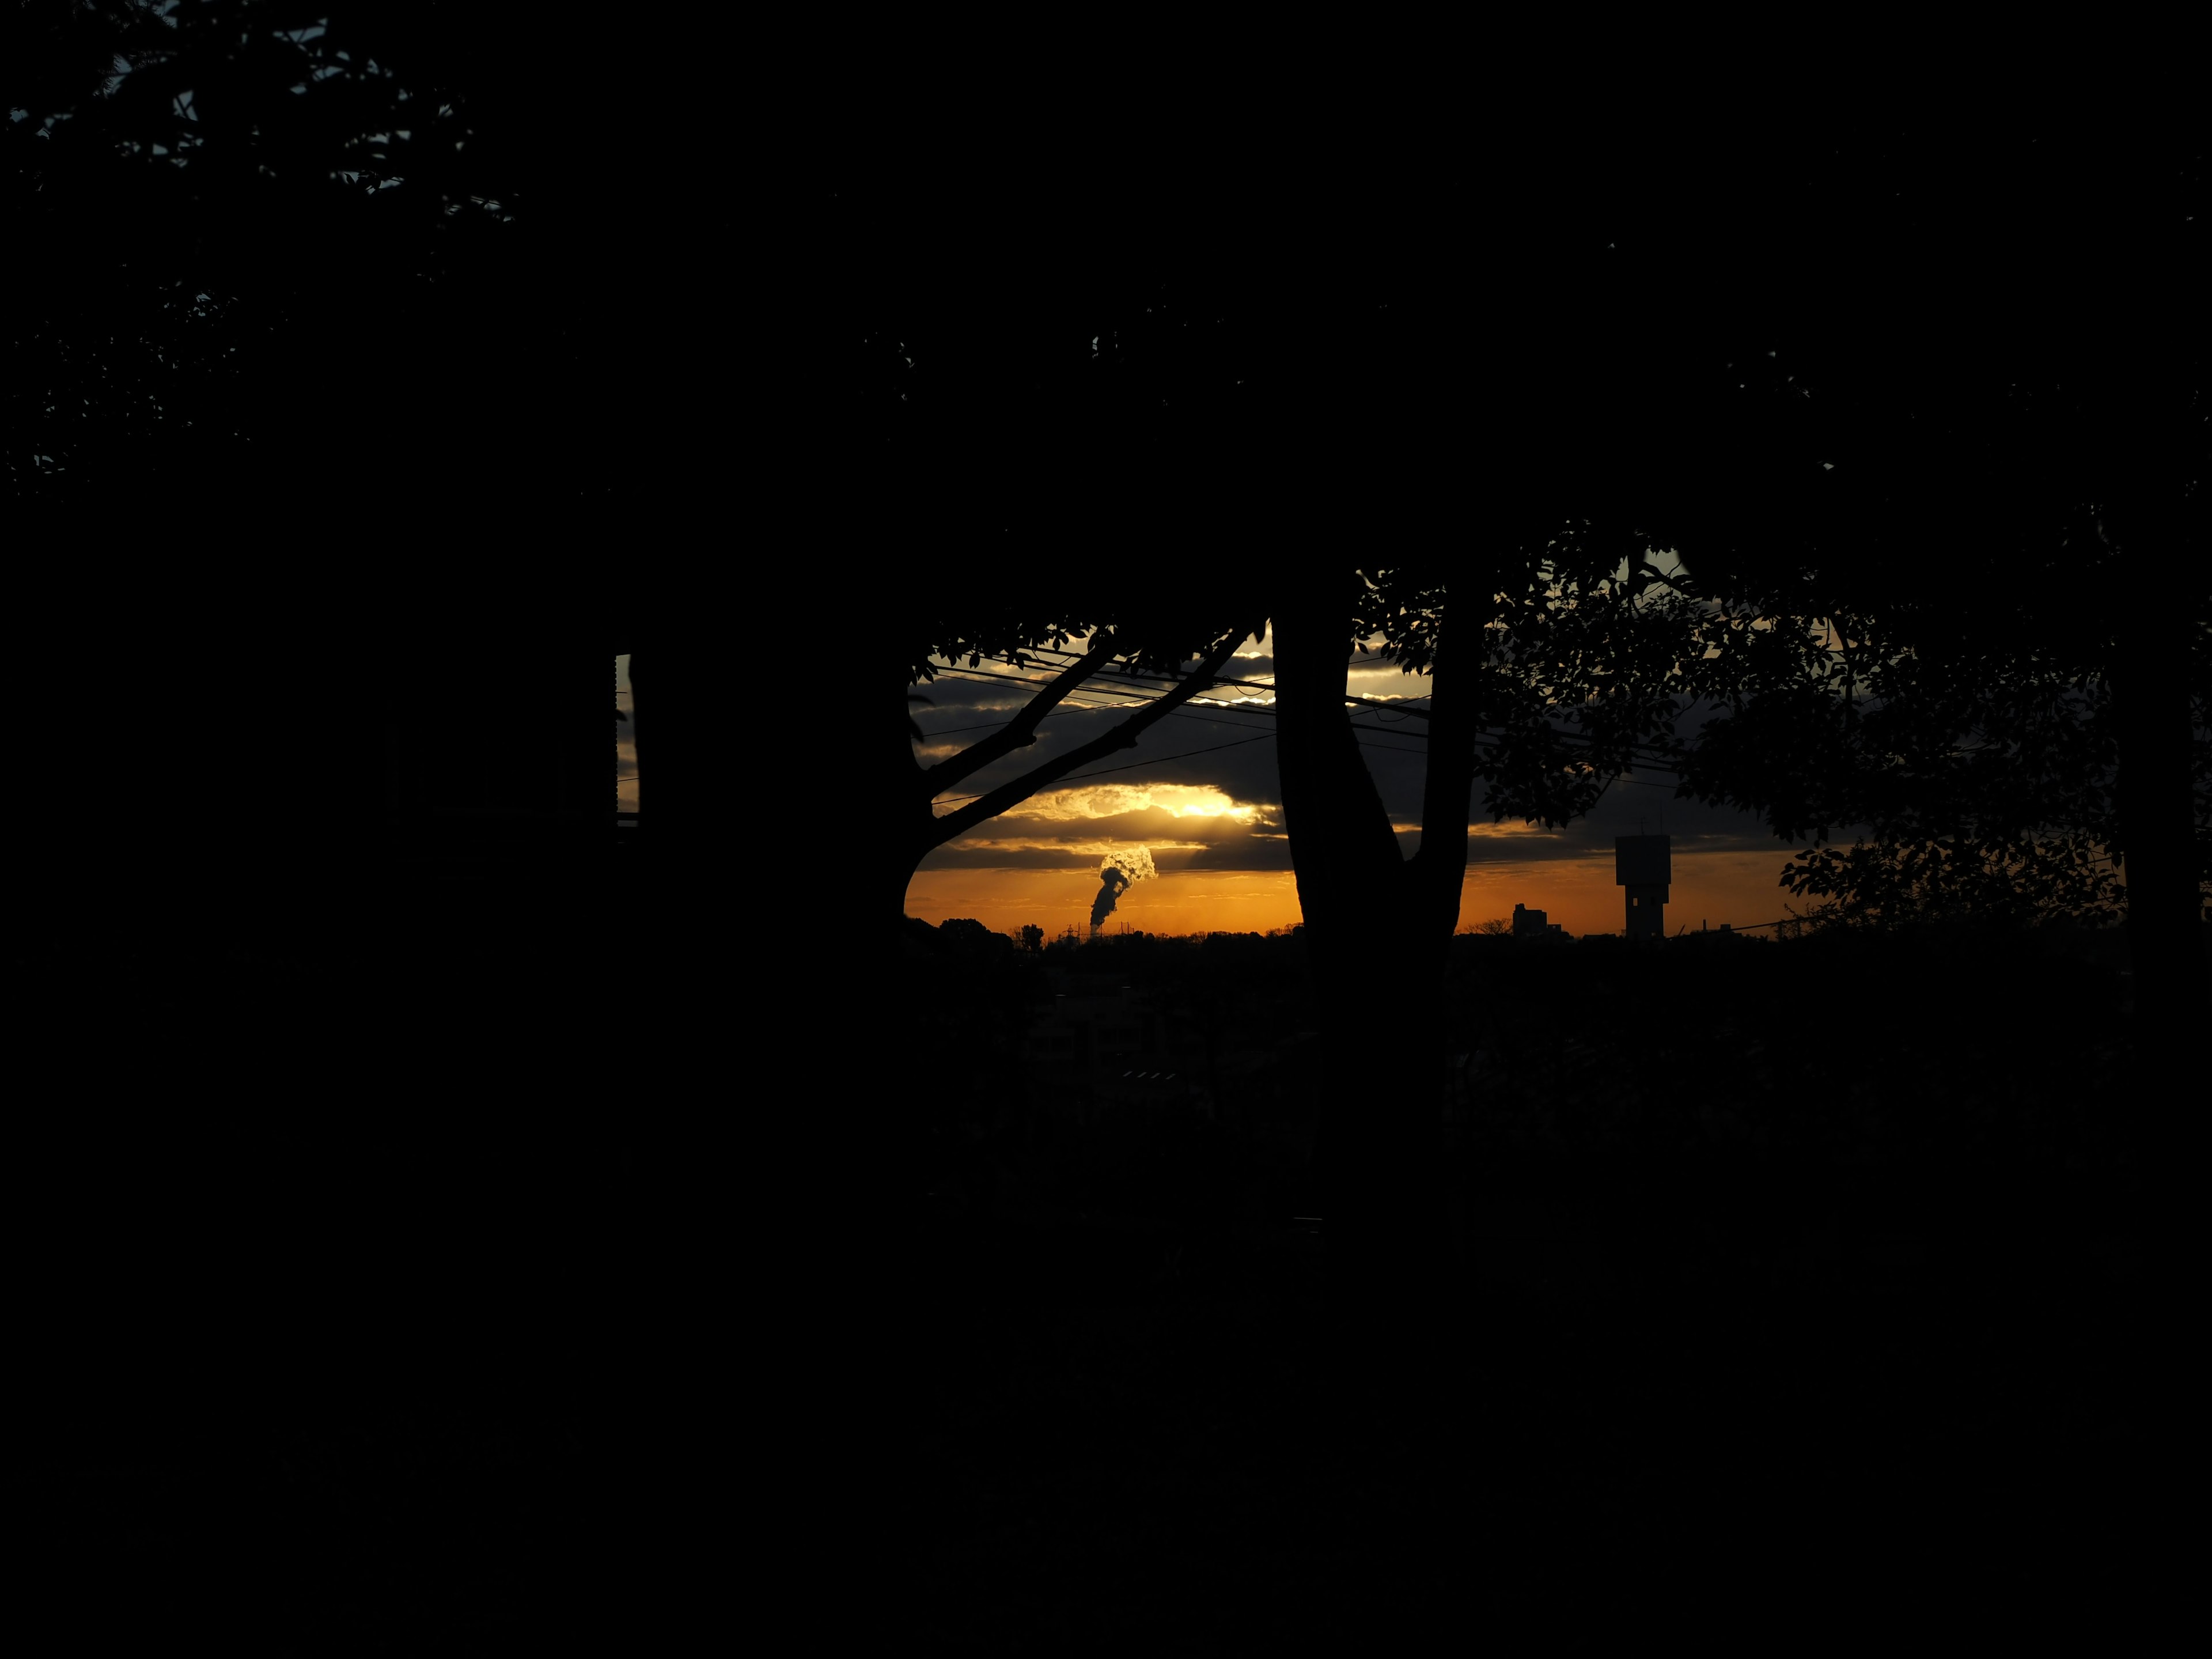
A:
1016,783,1258,823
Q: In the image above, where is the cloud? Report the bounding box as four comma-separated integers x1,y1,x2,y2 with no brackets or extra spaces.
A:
928,799,1287,872
911,656,1856,887
1015,782,1257,823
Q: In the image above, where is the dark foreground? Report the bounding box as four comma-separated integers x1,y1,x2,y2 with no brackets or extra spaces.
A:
14,915,2176,1646
907,923,2176,1645
915,1175,2158,1646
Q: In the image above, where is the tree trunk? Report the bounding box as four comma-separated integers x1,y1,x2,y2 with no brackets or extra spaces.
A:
1271,591,1456,1323
897,676,940,931
2109,603,2207,1279
2094,515,2203,1603
2112,613,2210,1033
896,840,932,932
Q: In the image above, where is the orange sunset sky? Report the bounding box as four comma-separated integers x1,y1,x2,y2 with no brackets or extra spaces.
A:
908,628,1842,940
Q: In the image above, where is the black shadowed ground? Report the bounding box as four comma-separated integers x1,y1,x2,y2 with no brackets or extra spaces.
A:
17,877,651,1645
907,922,2166,1646
10,910,2168,1643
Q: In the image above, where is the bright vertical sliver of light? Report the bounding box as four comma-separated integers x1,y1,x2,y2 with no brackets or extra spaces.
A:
615,653,637,817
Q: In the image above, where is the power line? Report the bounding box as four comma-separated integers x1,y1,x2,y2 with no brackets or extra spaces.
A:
923,660,1271,711
916,663,1429,750
914,673,1275,743
929,730,1282,809
920,658,1680,772
968,649,1694,771
997,645,1445,722
929,646,1284,695
924,724,1668,814
914,692,1181,739
915,716,1027,738
921,662,1269,719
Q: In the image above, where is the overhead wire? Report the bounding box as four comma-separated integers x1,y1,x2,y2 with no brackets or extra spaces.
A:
995,643,1440,721
921,713,1683,827
916,664,1440,809
915,662,1431,752
928,730,1282,809
918,657,1680,774
1014,650,1858,774
986,646,1692,770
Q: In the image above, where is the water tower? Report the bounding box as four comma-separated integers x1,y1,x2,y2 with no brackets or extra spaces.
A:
1615,834,1671,939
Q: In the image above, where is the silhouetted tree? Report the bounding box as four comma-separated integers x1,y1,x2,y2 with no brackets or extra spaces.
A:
1651,124,2210,1031
1256,542,1702,1298
847,209,1268,926
828,122,2201,1471
5,1,527,506
1191,122,2205,1309
1089,188,1728,1305
843,156,1717,1307
7,2,718,527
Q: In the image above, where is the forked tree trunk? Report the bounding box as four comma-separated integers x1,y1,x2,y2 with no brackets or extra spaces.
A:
1271,590,1468,1320
897,678,939,930
2112,613,2210,1032
2108,604,2207,1237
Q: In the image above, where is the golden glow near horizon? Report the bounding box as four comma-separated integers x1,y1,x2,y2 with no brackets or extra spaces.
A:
911,851,1800,940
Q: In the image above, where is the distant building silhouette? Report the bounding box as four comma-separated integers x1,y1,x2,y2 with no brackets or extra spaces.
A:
935,917,1011,956
1512,903,1565,938
1616,834,1671,938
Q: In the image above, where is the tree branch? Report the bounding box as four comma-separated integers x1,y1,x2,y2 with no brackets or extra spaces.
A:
919,630,1122,794
922,625,1260,850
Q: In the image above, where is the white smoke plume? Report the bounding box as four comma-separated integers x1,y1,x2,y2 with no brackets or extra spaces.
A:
1089,846,1156,933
